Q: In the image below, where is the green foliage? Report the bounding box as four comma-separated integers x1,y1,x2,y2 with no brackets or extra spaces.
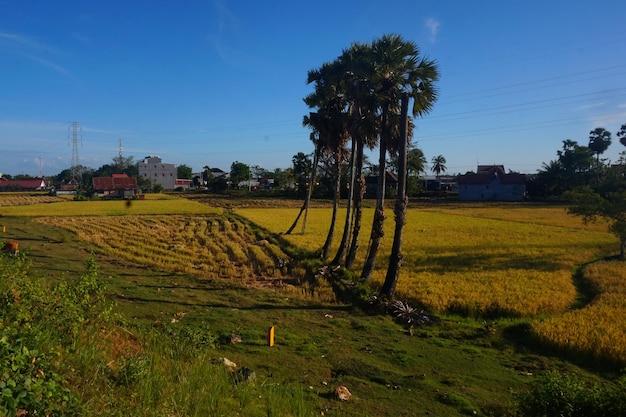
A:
0,254,82,416
0,332,79,417
566,173,626,258
230,161,250,187
517,371,626,417
0,254,116,415
176,164,193,180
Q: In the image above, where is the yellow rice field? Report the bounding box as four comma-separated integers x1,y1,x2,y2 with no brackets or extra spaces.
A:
34,214,290,284
532,260,626,364
0,195,223,216
237,205,617,317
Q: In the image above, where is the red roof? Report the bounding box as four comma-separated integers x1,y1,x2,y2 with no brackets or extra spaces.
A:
0,178,48,189
457,166,525,185
92,174,137,190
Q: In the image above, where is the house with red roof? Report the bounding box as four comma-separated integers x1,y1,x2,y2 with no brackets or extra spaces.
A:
457,165,525,201
0,177,49,191
92,174,139,198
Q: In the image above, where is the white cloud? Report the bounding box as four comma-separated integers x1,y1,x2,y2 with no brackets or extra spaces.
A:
425,18,441,43
0,31,68,75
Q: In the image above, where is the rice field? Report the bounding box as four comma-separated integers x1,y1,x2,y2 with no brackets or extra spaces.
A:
34,214,291,285
6,195,625,365
532,260,626,364
0,192,63,206
0,194,223,216
237,205,617,317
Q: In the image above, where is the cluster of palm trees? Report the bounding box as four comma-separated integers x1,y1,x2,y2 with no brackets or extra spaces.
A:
289,34,439,299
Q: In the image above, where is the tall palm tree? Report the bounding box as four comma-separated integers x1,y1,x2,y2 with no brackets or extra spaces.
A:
431,155,446,176
361,34,439,282
295,60,351,261
339,43,379,269
588,127,611,186
617,123,626,148
380,93,410,299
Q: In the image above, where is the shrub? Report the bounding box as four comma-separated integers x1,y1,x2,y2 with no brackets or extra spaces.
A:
517,371,626,416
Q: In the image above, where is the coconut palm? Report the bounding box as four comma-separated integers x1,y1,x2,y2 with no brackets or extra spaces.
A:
362,34,439,283
431,155,447,176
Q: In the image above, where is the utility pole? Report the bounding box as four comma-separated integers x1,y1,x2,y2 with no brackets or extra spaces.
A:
68,121,82,182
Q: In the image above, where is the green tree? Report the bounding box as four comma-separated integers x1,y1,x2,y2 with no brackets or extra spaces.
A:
430,155,446,176
177,164,193,180
566,175,626,259
230,161,250,188
405,146,427,195
291,152,312,197
202,165,212,186
557,139,595,191
112,154,135,171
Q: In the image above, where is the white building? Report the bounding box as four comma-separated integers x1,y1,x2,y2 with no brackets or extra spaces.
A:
138,156,177,190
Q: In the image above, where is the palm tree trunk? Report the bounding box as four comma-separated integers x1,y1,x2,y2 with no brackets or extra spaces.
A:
285,203,305,235
380,93,409,300
286,144,320,235
301,144,321,235
345,137,365,269
321,151,342,259
331,137,357,266
361,109,389,281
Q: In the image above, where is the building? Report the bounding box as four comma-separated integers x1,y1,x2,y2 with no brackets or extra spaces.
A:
92,174,139,198
457,165,525,201
137,156,177,190
0,177,49,191
365,171,398,197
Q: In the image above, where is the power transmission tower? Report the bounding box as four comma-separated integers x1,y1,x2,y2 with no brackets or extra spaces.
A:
68,121,82,182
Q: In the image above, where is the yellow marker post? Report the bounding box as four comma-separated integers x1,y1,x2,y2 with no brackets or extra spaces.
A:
268,326,275,347
2,226,5,233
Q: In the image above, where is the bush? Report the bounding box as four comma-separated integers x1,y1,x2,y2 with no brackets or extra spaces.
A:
517,371,626,416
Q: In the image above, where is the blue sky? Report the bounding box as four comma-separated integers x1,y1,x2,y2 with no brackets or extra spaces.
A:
1,0,625,177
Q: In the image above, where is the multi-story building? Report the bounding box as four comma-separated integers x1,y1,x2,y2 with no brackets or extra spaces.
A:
137,156,177,190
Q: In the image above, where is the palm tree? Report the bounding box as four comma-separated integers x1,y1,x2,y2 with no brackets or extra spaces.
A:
339,43,379,269
406,146,427,195
380,93,410,299
617,123,626,148
431,155,446,176
361,34,439,282
588,127,611,186
294,60,352,261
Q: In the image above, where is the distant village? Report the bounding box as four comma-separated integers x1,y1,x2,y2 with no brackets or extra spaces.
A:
0,154,527,202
